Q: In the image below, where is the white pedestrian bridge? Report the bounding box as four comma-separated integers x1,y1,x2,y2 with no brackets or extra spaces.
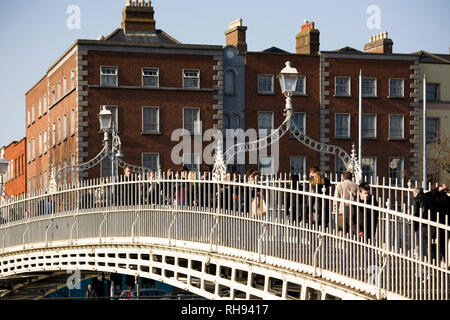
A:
0,174,448,300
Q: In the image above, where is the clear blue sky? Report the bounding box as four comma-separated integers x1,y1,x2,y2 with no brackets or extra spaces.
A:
0,0,449,148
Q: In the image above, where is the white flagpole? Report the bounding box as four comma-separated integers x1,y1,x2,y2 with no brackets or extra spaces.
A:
423,74,427,189
359,70,362,166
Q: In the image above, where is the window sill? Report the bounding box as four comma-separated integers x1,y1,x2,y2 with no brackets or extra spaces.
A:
141,132,162,136
257,92,276,96
334,137,352,140
362,95,378,99
388,138,405,141
387,96,405,99
362,137,378,140
333,94,352,98
293,93,308,97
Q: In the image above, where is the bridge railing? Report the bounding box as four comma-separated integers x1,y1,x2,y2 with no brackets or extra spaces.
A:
0,173,448,300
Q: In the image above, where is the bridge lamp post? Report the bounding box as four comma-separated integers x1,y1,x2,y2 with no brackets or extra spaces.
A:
277,61,299,120
0,157,9,200
99,106,124,179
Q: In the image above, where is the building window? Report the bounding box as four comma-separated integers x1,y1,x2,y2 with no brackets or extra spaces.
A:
258,156,275,176
27,109,31,127
224,69,236,96
335,114,350,138
43,130,47,153
32,138,35,161
100,157,117,178
426,83,439,101
183,153,200,171
142,107,160,134
335,157,346,180
362,77,377,97
39,133,42,156
43,95,47,114
57,81,61,99
38,99,42,118
183,108,201,134
335,77,351,97
258,75,274,94
362,157,377,183
57,118,61,144
183,70,200,89
71,109,75,136
294,76,306,95
71,70,75,89
52,122,56,147
290,156,306,177
389,79,404,97
290,112,306,138
389,157,404,186
142,153,160,173
27,141,31,163
258,112,274,136
32,105,35,123
52,86,56,104
389,115,404,139
63,77,67,95
100,66,118,87
142,68,159,88
362,114,377,138
426,118,439,143
63,114,67,140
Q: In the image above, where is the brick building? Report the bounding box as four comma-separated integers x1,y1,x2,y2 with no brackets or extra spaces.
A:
25,1,223,193
224,21,419,182
1,138,27,199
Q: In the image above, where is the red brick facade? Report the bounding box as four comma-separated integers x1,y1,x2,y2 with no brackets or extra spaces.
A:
2,138,27,199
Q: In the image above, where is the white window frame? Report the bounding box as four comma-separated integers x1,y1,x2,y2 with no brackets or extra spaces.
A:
362,114,377,139
388,114,404,140
27,141,31,163
63,77,67,95
362,77,377,97
71,109,75,136
257,74,274,94
335,76,351,97
32,138,35,161
43,95,47,114
293,75,307,96
290,112,306,138
52,86,56,104
183,69,200,89
335,113,351,139
100,66,119,87
362,156,377,183
43,130,47,154
39,133,42,157
257,111,274,136
142,153,161,173
38,99,42,118
290,155,306,176
142,68,159,88
63,114,67,140
71,70,75,90
27,109,31,127
389,78,404,98
57,81,61,100
32,105,35,124
142,106,160,134
183,108,201,135
52,122,56,147
57,118,61,144
389,157,404,186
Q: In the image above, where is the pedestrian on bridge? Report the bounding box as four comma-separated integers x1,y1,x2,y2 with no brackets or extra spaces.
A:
333,171,358,234
86,284,98,300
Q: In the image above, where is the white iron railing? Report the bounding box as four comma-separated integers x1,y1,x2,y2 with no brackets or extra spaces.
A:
0,173,449,300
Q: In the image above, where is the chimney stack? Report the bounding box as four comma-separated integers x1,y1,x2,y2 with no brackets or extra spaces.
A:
364,31,393,54
296,21,320,55
225,18,248,54
122,0,156,34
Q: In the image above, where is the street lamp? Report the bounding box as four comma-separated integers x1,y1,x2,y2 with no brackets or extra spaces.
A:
0,157,9,200
99,105,113,143
277,61,299,118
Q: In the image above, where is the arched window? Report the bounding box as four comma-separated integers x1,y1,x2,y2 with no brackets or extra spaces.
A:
222,114,230,136
224,69,236,96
